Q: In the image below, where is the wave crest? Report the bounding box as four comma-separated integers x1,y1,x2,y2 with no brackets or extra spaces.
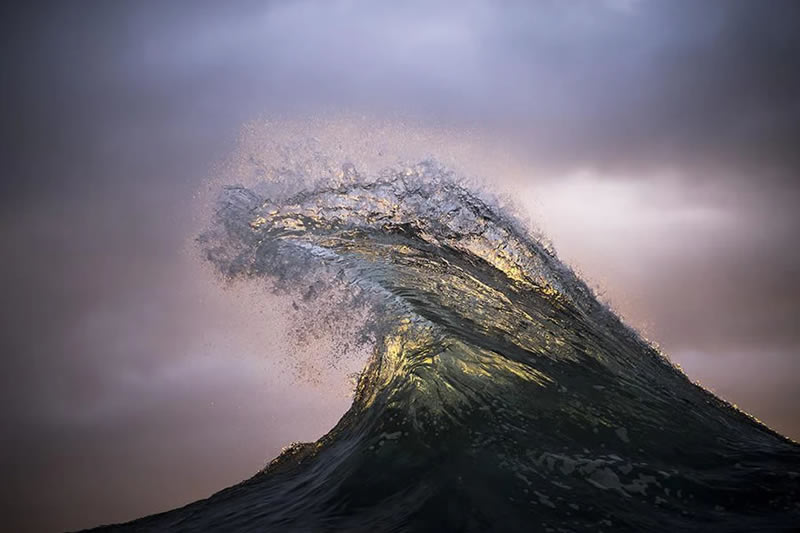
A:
166,154,800,532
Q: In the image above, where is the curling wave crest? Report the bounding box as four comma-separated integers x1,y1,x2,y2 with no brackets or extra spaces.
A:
98,161,800,532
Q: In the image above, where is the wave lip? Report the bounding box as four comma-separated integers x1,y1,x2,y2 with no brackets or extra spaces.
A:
95,162,800,532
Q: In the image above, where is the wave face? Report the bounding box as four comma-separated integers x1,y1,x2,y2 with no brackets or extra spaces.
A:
101,162,799,532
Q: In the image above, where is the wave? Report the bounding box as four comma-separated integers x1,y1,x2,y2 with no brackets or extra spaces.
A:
96,161,800,532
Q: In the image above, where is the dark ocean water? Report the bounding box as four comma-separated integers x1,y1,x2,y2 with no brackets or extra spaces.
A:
92,162,799,532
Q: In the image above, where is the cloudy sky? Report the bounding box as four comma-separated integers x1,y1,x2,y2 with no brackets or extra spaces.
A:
2,1,799,531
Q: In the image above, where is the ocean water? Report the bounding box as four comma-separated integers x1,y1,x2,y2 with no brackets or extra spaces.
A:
93,161,799,532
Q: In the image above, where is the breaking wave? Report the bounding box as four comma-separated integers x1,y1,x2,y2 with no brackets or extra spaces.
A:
99,159,799,532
